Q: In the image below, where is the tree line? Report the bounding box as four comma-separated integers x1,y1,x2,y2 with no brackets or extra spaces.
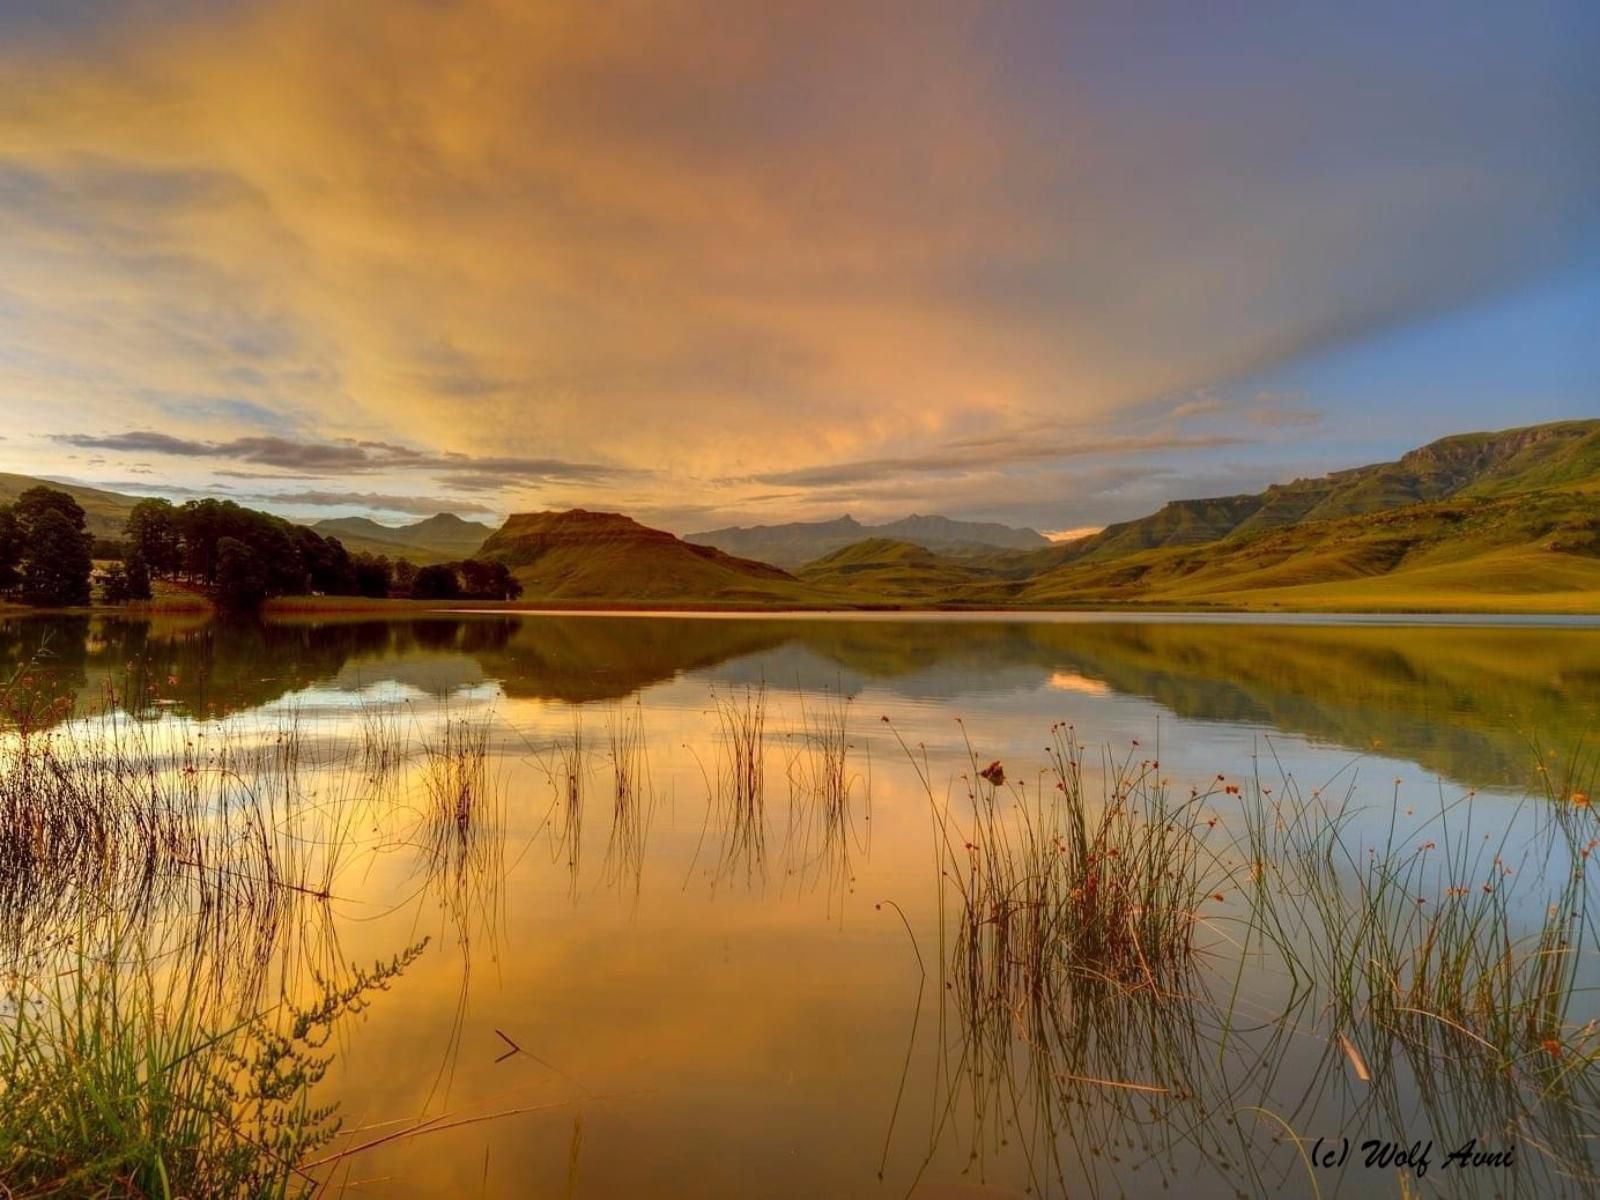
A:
0,489,521,610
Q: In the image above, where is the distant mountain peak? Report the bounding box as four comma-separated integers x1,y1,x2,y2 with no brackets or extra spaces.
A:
686,512,1048,567
312,511,494,557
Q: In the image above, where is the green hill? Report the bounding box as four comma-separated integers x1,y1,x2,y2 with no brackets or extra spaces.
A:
479,509,833,604
312,512,493,559
778,420,1600,612
0,473,140,540
1056,419,1599,566
797,537,1000,595
687,512,1047,566
999,486,1600,611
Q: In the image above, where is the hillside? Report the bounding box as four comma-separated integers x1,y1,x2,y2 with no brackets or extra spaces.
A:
797,537,999,596
479,509,832,604
777,421,1600,612
0,473,467,564
992,486,1600,611
4,419,1595,612
0,473,139,539
1056,419,1600,565
313,512,493,558
688,512,1047,566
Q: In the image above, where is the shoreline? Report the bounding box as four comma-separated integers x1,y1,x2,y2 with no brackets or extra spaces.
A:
4,595,1598,626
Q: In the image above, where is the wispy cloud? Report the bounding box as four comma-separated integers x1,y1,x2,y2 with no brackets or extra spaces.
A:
55,431,640,484
741,434,1249,489
242,489,495,516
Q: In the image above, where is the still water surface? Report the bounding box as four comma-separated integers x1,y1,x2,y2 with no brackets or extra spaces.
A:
3,612,1598,1197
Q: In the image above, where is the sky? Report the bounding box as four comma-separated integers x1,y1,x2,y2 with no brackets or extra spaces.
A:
0,0,1595,536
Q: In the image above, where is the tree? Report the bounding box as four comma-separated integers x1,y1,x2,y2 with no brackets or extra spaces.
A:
101,563,131,604
14,486,88,538
351,553,393,599
215,537,266,611
410,563,460,600
458,558,522,600
392,559,418,595
125,499,183,577
21,509,92,606
291,526,353,595
124,552,153,601
0,507,22,593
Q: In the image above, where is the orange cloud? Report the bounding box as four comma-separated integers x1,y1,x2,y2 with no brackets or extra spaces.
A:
0,1,1590,527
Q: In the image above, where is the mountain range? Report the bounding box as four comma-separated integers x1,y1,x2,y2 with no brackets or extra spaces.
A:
687,513,1048,565
7,419,1597,612
787,419,1600,611
311,513,495,560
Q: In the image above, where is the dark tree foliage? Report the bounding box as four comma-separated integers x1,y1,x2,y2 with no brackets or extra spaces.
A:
12,487,478,611
215,537,267,611
91,538,127,561
124,553,153,601
169,498,356,606
392,559,418,595
351,553,393,599
291,526,354,595
101,563,132,604
410,563,461,600
455,558,523,600
125,498,183,577
13,486,88,537
21,509,93,607
0,508,22,593
4,488,94,607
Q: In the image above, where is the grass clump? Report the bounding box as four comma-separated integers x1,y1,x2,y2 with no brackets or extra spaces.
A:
907,719,1212,1006
603,700,653,895
1235,756,1600,1072
419,708,495,880
782,686,868,901
0,938,426,1198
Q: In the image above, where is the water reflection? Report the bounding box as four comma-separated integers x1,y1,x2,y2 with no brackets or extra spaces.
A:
1,607,1598,1197
4,612,1596,791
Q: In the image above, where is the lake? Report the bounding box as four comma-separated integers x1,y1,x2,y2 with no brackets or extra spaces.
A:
3,610,1599,1197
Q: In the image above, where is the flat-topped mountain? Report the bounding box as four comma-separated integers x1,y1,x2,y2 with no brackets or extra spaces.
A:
687,512,1047,566
312,512,494,558
479,509,819,603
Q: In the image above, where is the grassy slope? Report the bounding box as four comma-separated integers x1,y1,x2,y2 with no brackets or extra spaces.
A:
0,473,458,563
0,473,138,540
309,530,452,565
797,537,999,594
312,514,490,560
788,422,1600,612
1007,486,1600,611
480,509,845,605
1050,419,1600,567
687,514,1047,566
